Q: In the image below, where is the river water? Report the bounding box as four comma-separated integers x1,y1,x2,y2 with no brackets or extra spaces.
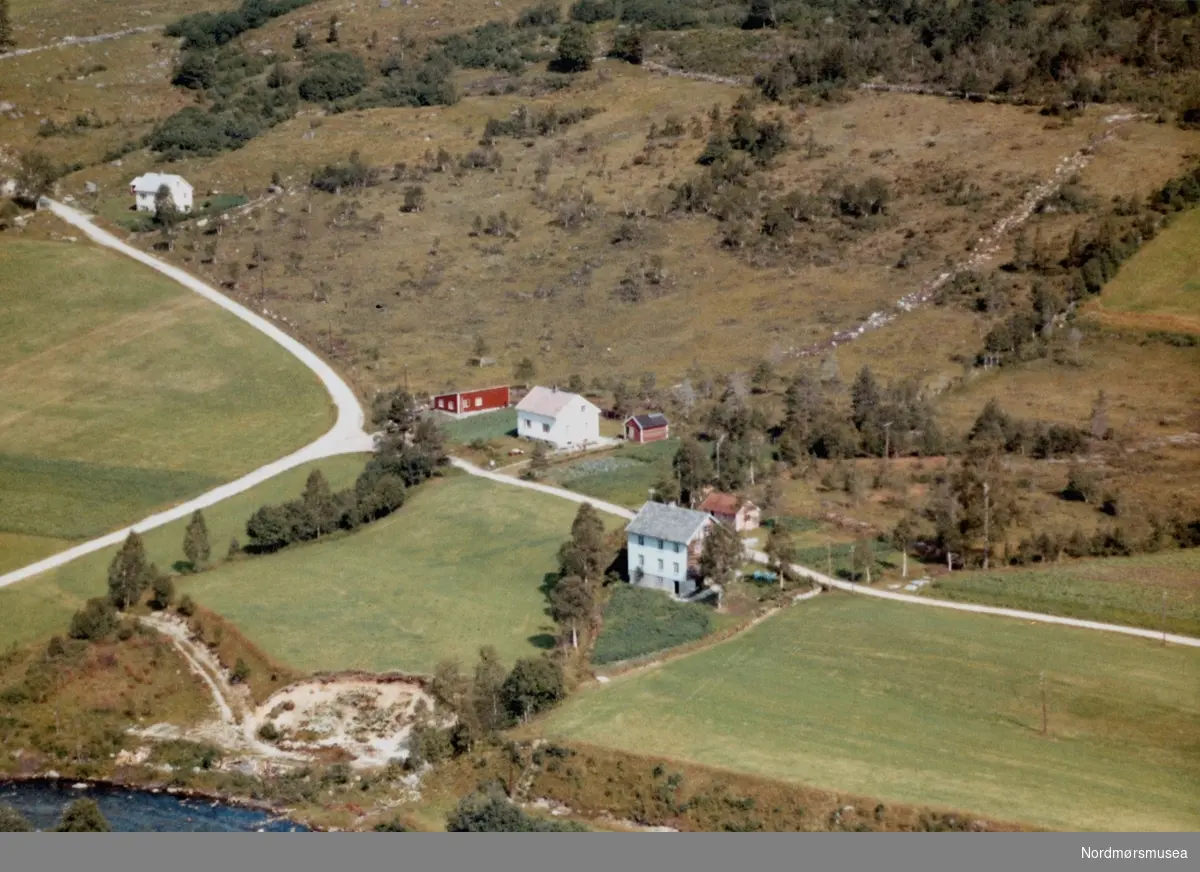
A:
0,780,309,832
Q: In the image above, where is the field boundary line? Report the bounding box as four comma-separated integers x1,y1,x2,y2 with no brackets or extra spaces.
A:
0,201,373,590
746,549,1200,648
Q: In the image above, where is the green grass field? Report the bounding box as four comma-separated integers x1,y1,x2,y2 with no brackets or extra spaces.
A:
179,473,623,674
1089,207,1200,334
0,239,333,571
440,408,517,444
927,551,1200,637
544,441,679,509
0,456,368,650
540,595,1200,831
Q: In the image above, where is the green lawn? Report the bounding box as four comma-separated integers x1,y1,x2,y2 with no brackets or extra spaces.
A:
440,408,517,444
540,595,1200,831
544,441,679,509
926,550,1200,637
0,456,368,650
179,473,623,674
0,239,333,570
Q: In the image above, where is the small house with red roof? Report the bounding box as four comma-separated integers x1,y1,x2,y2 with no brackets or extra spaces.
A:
698,490,761,533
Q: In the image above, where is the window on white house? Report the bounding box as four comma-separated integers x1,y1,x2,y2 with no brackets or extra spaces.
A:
637,535,644,546
673,562,679,574
673,542,680,553
542,422,550,433
638,554,644,567
656,538,663,549
657,559,664,571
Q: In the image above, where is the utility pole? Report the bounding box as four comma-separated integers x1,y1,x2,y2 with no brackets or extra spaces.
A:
1040,671,1048,737
983,480,991,571
883,421,892,464
715,433,726,484
946,551,953,572
826,540,832,579
1161,591,1167,646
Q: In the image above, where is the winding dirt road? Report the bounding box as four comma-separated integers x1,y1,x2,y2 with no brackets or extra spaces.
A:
0,201,373,590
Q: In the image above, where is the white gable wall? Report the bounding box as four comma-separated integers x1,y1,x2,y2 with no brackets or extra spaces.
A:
517,401,599,450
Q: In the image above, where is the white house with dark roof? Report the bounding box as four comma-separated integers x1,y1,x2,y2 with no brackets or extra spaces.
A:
625,501,713,598
129,173,193,214
515,386,600,450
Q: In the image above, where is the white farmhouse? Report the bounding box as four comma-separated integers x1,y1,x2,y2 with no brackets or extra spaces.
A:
625,501,713,598
129,173,194,214
515,386,600,450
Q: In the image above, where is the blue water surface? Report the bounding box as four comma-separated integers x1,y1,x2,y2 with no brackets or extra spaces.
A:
0,780,309,832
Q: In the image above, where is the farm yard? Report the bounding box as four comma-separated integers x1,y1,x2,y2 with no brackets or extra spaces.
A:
0,237,333,573
179,473,625,674
540,595,1200,832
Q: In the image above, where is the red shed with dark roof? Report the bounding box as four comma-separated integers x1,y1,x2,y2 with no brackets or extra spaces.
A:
624,413,670,444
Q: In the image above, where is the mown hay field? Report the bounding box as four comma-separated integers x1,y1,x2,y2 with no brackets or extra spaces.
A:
179,472,626,674
540,594,1200,831
0,237,334,571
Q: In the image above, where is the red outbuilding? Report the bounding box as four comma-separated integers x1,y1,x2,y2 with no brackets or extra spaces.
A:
432,385,510,415
624,413,670,443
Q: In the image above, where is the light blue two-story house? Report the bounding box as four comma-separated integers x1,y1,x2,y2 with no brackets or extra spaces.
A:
625,501,713,598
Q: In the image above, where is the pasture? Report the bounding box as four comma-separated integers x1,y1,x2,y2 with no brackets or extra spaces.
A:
1086,207,1200,335
0,238,333,570
0,456,368,650
180,473,624,674
540,595,1200,831
927,550,1200,638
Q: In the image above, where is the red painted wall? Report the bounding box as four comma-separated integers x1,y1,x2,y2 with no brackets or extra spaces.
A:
434,385,510,415
626,422,669,444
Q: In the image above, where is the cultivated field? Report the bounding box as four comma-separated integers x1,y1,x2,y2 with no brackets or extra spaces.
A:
540,595,1200,831
0,236,334,571
541,440,678,509
0,455,367,650
926,550,1200,638
180,473,623,674
1085,206,1200,336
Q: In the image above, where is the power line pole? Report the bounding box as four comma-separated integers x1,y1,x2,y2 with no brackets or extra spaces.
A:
826,540,832,579
983,480,991,571
883,421,892,464
1040,671,1048,737
1161,591,1167,646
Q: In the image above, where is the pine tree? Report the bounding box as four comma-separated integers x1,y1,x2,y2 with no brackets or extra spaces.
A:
673,438,712,507
553,22,594,73
0,0,13,51
183,509,211,570
549,575,593,649
699,522,743,586
303,469,340,536
108,531,150,610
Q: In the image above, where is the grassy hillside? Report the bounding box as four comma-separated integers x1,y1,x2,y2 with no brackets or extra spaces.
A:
0,238,333,570
180,473,623,674
540,595,1200,831
0,455,367,649
925,550,1200,637
1085,206,1200,335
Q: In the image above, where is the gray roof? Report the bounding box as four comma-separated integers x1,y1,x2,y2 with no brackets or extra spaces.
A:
626,501,710,544
627,413,669,429
515,386,596,418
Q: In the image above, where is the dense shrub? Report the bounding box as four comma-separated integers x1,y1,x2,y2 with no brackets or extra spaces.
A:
516,1,560,28
298,52,368,102
172,51,217,90
569,0,615,23
166,0,317,50
592,585,712,664
501,657,566,720
357,55,459,109
68,597,119,641
439,21,535,73
483,104,602,139
148,107,234,155
448,789,588,832
310,151,380,192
